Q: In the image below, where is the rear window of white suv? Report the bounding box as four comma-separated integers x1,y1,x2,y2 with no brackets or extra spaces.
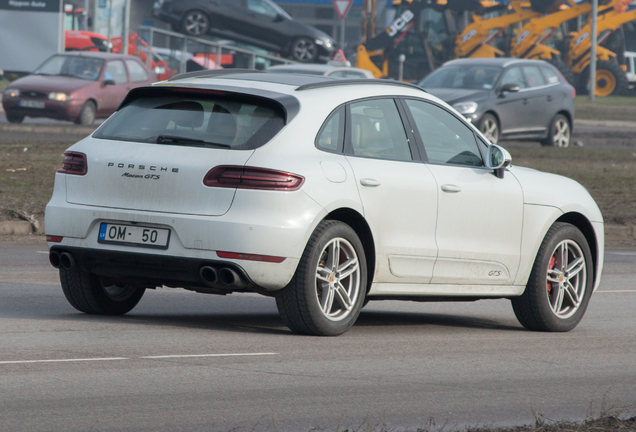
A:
94,90,285,150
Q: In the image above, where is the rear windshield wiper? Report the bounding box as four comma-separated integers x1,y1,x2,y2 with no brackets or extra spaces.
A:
156,135,231,148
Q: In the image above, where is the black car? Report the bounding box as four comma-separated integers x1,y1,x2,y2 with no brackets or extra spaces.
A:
419,58,576,147
153,0,336,63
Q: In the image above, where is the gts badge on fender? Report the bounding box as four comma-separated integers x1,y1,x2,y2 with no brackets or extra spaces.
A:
108,162,179,180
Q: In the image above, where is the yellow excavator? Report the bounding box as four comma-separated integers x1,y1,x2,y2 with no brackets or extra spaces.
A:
355,0,507,80
455,1,544,58
566,0,636,95
506,0,602,83
355,0,636,94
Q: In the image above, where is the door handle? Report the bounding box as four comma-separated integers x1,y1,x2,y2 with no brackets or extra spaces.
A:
523,98,529,105
360,178,381,187
547,95,553,101
441,184,461,193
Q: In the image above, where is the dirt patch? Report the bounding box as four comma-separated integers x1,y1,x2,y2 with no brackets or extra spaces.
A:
0,131,85,226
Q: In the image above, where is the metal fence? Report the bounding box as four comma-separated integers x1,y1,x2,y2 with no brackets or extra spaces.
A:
137,25,298,75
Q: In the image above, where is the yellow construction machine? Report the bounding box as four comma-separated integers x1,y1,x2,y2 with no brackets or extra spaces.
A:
566,0,636,95
355,0,505,80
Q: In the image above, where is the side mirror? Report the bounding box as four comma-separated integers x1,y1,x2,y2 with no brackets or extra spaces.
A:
486,144,512,178
103,79,115,86
499,83,520,94
274,13,285,22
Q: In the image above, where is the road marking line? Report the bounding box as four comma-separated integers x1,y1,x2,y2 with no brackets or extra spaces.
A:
0,357,128,365
0,353,278,365
36,251,49,254
142,353,278,359
597,290,636,293
606,251,636,256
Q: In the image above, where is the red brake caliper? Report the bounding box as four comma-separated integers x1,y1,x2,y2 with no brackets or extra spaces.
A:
547,255,557,294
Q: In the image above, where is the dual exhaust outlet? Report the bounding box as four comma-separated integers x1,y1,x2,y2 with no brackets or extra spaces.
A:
200,265,247,288
49,251,75,270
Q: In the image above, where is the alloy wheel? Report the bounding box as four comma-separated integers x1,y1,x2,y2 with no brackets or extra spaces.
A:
545,239,587,319
184,11,208,36
552,118,570,148
292,39,317,63
314,237,361,321
480,116,499,144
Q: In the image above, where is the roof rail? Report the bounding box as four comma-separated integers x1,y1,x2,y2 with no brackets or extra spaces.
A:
168,68,263,82
295,78,426,92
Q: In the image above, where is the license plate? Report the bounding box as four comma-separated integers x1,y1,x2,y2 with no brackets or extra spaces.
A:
98,223,170,249
19,99,45,109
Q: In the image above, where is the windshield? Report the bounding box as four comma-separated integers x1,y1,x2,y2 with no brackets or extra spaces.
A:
419,65,502,90
94,90,286,150
34,55,104,81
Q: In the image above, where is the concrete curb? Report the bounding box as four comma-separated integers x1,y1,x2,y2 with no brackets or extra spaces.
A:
574,119,636,129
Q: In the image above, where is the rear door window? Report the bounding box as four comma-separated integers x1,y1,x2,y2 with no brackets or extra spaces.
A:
346,98,413,162
94,90,285,150
522,65,546,87
541,66,561,85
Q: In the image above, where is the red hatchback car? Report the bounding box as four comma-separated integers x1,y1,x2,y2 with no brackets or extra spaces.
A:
2,52,156,125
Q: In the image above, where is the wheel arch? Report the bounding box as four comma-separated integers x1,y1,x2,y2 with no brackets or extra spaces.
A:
555,211,600,286
86,97,98,110
556,109,572,130
324,208,376,293
479,110,500,126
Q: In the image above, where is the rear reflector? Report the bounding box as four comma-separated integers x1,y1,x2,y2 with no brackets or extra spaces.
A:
217,251,286,263
203,166,304,191
57,152,87,175
46,235,63,243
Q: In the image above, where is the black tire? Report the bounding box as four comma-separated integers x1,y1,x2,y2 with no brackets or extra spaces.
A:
577,60,629,96
60,267,145,315
275,220,367,336
478,113,499,144
541,113,570,148
76,100,96,126
181,10,210,37
548,57,576,87
511,222,594,332
290,37,318,63
6,112,24,123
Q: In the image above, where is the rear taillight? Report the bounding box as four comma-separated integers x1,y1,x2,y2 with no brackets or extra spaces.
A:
57,152,87,175
572,86,576,99
203,166,304,191
46,235,63,243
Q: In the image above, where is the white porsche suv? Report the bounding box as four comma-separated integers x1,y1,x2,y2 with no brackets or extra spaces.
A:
45,70,604,336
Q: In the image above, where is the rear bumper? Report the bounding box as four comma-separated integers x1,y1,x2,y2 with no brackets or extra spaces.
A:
45,188,326,290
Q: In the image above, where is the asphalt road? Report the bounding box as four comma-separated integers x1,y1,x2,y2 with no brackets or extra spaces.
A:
1,243,635,432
